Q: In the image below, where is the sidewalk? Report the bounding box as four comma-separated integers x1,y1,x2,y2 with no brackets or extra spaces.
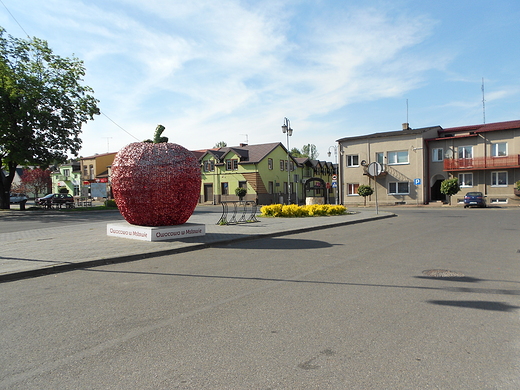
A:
0,208,395,282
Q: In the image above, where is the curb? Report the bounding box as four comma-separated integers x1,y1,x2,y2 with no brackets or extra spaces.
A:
0,212,396,283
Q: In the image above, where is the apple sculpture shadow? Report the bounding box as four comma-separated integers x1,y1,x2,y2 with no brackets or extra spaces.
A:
111,125,201,227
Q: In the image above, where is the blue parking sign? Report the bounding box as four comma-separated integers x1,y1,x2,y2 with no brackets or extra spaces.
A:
414,178,421,185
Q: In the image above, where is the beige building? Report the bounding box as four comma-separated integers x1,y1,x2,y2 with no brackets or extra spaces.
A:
79,152,117,198
337,120,520,206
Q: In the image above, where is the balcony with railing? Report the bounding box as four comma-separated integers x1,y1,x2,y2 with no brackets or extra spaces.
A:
444,155,520,171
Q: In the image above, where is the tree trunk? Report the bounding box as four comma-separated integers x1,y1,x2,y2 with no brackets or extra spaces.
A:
0,161,16,209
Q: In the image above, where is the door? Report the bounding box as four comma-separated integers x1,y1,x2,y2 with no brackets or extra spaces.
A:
431,179,446,201
204,184,213,203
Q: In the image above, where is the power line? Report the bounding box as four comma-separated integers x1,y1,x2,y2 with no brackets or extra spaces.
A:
101,111,140,141
0,0,30,37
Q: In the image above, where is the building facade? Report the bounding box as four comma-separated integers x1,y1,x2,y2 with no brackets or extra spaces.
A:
79,152,117,199
51,160,81,195
429,120,520,205
337,120,520,206
199,143,335,205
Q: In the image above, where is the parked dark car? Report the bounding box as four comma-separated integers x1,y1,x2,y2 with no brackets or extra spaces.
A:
10,193,28,203
36,193,75,208
464,191,486,208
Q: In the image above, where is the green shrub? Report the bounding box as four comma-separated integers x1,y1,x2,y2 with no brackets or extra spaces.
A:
440,178,460,196
235,187,247,199
104,199,117,208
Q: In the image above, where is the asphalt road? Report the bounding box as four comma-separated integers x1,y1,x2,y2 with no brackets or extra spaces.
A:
1,207,519,389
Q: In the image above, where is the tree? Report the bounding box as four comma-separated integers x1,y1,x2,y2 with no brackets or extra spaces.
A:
357,184,374,206
235,187,247,200
214,141,227,148
290,147,304,158
0,28,99,209
20,167,51,199
440,178,460,197
302,144,319,159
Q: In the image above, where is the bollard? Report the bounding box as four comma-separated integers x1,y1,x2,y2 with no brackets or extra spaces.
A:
19,200,27,211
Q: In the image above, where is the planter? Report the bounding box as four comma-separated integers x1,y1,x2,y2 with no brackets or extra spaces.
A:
514,189,520,197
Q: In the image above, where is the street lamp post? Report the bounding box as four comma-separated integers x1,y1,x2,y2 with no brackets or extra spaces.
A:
328,145,338,205
281,117,293,204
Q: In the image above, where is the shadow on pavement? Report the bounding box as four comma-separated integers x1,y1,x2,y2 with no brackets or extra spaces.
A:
427,300,520,312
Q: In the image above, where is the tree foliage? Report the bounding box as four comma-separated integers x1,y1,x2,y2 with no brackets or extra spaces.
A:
290,147,304,158
290,144,319,159
302,144,319,159
214,141,227,148
20,167,51,198
0,28,99,208
357,184,374,206
440,178,460,196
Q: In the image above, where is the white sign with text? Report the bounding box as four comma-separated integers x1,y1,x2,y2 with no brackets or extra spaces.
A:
107,222,205,241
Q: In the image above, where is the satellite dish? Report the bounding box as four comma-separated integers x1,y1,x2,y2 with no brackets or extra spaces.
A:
444,149,454,159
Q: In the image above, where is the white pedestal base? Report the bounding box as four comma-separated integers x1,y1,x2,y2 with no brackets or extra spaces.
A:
107,222,205,241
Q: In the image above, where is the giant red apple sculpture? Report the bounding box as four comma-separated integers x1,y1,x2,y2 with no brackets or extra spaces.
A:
111,125,201,226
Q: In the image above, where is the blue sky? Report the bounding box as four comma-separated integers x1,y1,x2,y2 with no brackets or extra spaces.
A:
2,0,520,160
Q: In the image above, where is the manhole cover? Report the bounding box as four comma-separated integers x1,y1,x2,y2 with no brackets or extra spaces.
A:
422,269,465,278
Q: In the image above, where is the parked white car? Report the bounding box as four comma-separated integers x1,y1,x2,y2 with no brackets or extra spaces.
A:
10,193,28,203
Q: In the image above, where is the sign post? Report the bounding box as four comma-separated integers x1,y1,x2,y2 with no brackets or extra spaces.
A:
331,174,338,204
367,162,383,214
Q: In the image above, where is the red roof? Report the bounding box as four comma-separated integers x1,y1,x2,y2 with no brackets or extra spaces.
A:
441,119,520,134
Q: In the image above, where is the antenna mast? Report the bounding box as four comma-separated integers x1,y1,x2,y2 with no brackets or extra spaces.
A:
482,77,486,124
406,99,409,124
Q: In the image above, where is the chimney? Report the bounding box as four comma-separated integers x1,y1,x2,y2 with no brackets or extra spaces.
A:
402,123,410,130
240,143,248,147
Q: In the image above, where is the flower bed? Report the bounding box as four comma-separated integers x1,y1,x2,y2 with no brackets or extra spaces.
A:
260,204,347,217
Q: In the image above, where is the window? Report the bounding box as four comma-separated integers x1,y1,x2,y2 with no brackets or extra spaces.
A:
226,159,238,170
346,155,359,167
491,171,507,186
62,169,70,178
238,181,247,190
387,151,409,165
203,160,214,172
388,182,409,194
83,165,88,177
432,148,443,162
458,146,473,159
458,173,473,187
221,182,228,195
376,152,384,164
347,183,359,196
268,158,273,170
268,181,274,194
284,160,288,171
280,160,284,171
492,142,507,157
89,165,94,180
289,161,294,171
